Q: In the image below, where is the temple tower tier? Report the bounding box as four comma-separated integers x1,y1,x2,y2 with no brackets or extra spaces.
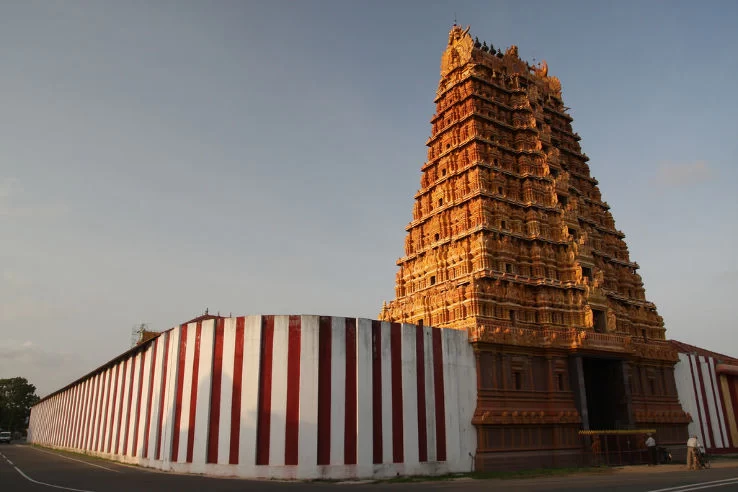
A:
379,25,689,470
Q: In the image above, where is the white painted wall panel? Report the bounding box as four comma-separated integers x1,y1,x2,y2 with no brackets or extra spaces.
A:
191,320,215,469
330,317,347,466
298,315,319,472
401,323,419,468
238,315,262,469
356,318,374,470
217,318,236,465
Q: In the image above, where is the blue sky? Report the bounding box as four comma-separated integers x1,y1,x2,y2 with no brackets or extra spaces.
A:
1,1,736,395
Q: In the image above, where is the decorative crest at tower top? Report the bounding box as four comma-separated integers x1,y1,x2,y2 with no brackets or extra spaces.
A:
440,25,473,77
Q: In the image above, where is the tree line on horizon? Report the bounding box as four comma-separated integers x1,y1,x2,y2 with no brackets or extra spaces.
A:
0,377,40,433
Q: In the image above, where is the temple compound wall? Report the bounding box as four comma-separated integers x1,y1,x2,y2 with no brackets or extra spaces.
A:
28,316,477,480
672,341,738,453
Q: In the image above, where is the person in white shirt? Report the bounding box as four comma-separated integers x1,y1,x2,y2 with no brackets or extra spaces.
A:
645,434,657,465
686,435,701,470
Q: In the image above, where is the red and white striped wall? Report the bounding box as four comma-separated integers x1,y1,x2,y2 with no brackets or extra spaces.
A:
28,316,477,479
673,347,738,453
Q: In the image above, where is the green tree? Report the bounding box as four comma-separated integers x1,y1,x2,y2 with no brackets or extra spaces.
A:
0,377,40,432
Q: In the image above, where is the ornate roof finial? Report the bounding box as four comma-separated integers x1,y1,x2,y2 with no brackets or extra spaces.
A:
482,41,488,52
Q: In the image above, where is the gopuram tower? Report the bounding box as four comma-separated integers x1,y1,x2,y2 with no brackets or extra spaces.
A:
379,25,689,469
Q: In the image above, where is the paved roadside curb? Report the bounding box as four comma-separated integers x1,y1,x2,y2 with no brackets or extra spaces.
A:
614,460,738,474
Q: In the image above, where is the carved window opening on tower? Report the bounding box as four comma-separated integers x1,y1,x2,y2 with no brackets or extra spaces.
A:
513,371,522,390
430,276,436,286
593,309,606,333
557,373,564,391
582,266,593,281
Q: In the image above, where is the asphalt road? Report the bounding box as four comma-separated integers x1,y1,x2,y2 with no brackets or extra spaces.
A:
1,443,737,492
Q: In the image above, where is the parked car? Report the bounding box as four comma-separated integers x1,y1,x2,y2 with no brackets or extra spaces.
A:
0,432,11,444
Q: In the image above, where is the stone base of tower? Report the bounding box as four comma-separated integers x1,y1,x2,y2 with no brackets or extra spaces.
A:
475,447,585,472
469,327,690,472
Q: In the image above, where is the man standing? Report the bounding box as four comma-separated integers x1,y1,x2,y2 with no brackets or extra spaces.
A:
687,434,701,470
646,433,657,466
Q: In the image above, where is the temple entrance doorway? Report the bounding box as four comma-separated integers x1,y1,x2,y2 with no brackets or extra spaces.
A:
581,357,631,430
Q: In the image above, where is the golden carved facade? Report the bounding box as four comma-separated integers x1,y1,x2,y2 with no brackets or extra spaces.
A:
379,25,665,342
380,26,688,470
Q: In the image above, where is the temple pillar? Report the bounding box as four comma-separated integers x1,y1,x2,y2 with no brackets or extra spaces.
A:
621,360,635,427
570,355,590,430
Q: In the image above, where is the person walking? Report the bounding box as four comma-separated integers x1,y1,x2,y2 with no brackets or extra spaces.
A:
646,433,657,465
687,434,701,470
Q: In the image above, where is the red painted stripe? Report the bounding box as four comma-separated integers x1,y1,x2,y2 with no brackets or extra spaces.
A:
60,395,68,446
48,396,55,445
57,393,67,446
66,386,75,447
186,322,203,463
695,356,716,448
107,364,120,454
91,375,103,449
317,316,332,465
256,315,275,465
49,397,55,444
122,355,137,455
728,379,738,448
99,369,113,452
55,393,64,446
715,372,733,449
688,355,708,446
229,317,245,464
92,372,106,451
390,322,404,463
207,319,226,464
51,396,58,445
344,318,358,465
131,351,148,457
171,324,188,462
142,338,159,458
79,378,93,449
77,379,89,449
114,361,128,454
72,383,83,448
432,327,447,461
416,325,428,462
91,374,103,449
59,395,66,445
56,393,65,446
95,373,107,450
155,333,171,460
371,320,383,464
82,382,90,447
83,378,95,448
285,315,302,465
707,359,729,447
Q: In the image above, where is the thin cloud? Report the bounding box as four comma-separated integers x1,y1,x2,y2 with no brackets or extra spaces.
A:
652,160,711,187
0,177,21,198
0,177,67,218
0,340,92,396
